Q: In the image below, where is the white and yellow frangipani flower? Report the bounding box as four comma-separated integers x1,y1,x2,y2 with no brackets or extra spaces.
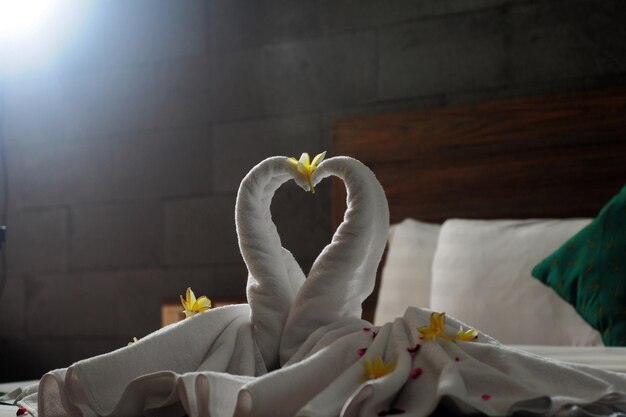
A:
418,312,478,342
180,287,211,318
418,312,452,341
288,151,326,193
363,355,396,380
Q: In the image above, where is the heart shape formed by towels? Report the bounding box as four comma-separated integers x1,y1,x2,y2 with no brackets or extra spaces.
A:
235,156,389,370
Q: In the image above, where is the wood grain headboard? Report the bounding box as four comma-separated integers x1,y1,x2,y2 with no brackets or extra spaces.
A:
331,89,626,320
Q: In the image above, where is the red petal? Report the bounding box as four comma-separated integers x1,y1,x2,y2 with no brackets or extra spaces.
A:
455,357,460,362
357,348,367,357
363,327,372,332
482,394,491,401
410,367,423,379
406,344,421,355
16,408,28,416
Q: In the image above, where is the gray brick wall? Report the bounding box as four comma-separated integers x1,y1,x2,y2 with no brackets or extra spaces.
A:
1,0,625,380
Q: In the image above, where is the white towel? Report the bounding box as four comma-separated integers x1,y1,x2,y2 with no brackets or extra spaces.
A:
235,156,307,371
4,155,626,417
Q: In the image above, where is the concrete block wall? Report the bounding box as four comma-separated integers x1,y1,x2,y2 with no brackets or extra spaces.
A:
1,0,625,380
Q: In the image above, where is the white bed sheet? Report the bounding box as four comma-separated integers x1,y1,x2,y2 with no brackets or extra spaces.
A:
0,380,37,417
509,345,626,373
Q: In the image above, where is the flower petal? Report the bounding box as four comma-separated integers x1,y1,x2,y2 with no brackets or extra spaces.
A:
195,296,211,310
180,294,189,310
298,152,310,167
311,151,326,166
186,287,196,306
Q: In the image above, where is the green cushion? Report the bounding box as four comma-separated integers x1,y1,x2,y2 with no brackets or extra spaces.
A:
532,185,626,346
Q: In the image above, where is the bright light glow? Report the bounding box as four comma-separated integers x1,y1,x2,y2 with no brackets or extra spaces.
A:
0,0,92,74
0,0,60,40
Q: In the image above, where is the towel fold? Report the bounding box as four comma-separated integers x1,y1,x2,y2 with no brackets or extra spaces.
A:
4,155,626,417
8,308,626,417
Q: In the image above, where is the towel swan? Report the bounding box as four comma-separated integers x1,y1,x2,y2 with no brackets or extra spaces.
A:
235,155,388,368
6,154,626,417
235,156,308,371
280,156,389,364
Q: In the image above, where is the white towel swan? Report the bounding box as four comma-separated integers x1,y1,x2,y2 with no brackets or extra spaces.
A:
280,156,389,364
235,156,308,371
6,154,626,417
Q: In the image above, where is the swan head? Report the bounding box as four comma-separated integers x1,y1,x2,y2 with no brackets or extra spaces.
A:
288,151,326,193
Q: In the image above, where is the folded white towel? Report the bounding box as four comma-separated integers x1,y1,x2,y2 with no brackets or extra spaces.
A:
236,156,307,371
4,155,626,417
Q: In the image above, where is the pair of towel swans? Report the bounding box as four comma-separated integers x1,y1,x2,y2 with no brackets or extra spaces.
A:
236,155,389,370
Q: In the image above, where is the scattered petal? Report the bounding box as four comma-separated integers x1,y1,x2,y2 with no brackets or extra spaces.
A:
363,327,372,332
482,394,491,401
16,408,28,416
358,348,367,357
407,344,421,356
455,356,460,362
410,367,423,379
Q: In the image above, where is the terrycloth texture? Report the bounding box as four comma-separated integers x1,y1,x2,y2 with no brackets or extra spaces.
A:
5,156,626,417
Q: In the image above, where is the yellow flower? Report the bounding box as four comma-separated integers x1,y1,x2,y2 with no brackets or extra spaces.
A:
418,312,452,341
180,287,211,318
288,151,326,193
418,312,478,342
455,326,478,342
128,337,138,346
364,355,396,380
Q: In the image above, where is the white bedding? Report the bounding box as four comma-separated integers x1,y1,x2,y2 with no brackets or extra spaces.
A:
510,346,626,373
0,380,37,417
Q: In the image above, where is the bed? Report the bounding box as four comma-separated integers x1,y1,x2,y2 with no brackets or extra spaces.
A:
331,88,626,369
3,88,626,417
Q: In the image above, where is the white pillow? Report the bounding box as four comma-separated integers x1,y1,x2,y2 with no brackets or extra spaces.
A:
430,219,603,346
374,218,440,325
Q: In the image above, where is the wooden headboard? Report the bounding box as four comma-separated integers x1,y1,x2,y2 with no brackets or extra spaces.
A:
331,89,626,320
